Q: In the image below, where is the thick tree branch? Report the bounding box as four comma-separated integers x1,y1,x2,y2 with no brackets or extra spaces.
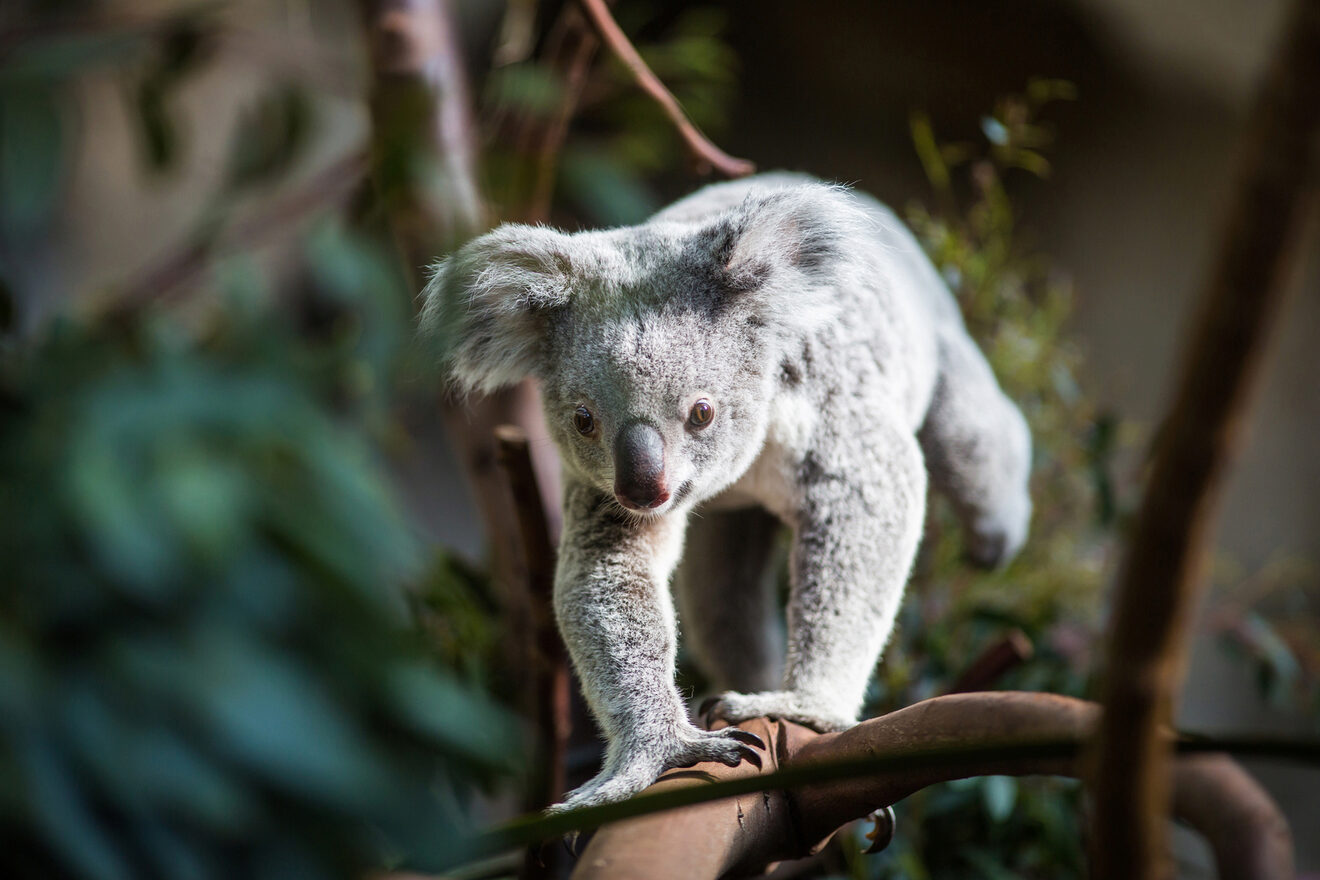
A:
358,0,484,270
574,0,754,179
569,693,1293,880
1090,1,1320,877
495,425,571,815
496,426,571,880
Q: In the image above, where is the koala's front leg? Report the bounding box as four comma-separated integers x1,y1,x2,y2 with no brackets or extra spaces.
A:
705,416,927,732
550,482,763,813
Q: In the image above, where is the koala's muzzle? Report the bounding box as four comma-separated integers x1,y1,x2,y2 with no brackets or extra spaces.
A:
613,422,670,510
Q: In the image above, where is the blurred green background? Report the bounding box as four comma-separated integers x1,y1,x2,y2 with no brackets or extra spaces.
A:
2,1,1317,878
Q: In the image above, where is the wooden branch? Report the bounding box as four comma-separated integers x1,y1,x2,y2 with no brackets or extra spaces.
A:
495,425,571,814
570,693,1293,880
495,426,571,880
573,0,755,179
358,0,485,272
1090,1,1320,877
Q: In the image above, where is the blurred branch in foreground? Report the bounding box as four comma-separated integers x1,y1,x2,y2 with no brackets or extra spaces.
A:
1090,1,1320,876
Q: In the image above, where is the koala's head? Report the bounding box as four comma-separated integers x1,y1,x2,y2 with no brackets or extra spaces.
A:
421,185,857,516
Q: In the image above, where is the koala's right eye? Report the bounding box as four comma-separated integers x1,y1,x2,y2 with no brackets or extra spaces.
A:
573,406,596,436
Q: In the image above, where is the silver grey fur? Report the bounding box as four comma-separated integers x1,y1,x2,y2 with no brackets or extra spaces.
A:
420,173,1032,812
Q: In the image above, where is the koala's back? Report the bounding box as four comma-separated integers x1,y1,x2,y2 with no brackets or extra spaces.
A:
655,173,962,434
655,172,964,331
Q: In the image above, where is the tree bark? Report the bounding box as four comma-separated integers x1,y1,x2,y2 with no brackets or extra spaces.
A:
570,693,1293,880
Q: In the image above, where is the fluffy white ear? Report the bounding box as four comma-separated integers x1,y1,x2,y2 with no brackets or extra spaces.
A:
709,184,865,322
418,225,573,395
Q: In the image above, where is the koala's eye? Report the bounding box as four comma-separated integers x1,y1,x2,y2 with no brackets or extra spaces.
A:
573,406,596,436
688,399,715,429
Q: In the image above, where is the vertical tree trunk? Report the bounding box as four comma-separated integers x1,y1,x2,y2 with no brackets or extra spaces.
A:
355,4,568,835
1090,2,1320,877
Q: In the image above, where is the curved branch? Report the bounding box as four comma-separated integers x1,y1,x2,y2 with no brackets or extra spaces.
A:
570,693,1293,880
574,0,755,179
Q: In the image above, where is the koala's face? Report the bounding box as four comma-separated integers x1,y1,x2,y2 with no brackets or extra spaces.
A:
539,296,776,515
423,185,852,516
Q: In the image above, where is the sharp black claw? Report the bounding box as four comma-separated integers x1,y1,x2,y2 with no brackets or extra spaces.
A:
737,744,763,769
698,696,719,716
727,728,765,749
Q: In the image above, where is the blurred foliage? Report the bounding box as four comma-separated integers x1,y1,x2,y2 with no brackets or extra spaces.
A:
850,81,1125,880
1208,555,1320,721
482,3,740,225
0,5,525,878
0,311,523,880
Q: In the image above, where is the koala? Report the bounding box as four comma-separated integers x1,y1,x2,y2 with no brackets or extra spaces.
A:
421,173,1032,813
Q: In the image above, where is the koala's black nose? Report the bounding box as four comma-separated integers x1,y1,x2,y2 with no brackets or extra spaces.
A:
613,421,670,510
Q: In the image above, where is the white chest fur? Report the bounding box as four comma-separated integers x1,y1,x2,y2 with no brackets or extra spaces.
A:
702,392,812,521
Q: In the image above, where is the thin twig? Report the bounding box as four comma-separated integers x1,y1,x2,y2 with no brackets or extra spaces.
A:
515,4,603,223
573,0,754,179
1090,1,1320,877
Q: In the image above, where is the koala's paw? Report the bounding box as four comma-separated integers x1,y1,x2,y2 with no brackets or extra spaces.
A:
546,725,765,815
699,690,855,733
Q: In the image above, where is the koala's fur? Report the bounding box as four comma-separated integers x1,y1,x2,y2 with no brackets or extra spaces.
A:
421,173,1032,812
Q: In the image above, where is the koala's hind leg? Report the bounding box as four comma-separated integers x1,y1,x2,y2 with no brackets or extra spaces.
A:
676,506,785,694
918,328,1033,569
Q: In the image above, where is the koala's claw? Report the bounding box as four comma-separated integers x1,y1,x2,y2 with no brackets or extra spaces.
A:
676,725,766,770
726,728,766,749
735,743,763,769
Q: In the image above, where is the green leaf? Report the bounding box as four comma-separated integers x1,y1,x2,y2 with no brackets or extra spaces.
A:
386,663,521,769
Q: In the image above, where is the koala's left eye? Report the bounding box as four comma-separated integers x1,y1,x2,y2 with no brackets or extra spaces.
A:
573,406,596,436
688,399,715,429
